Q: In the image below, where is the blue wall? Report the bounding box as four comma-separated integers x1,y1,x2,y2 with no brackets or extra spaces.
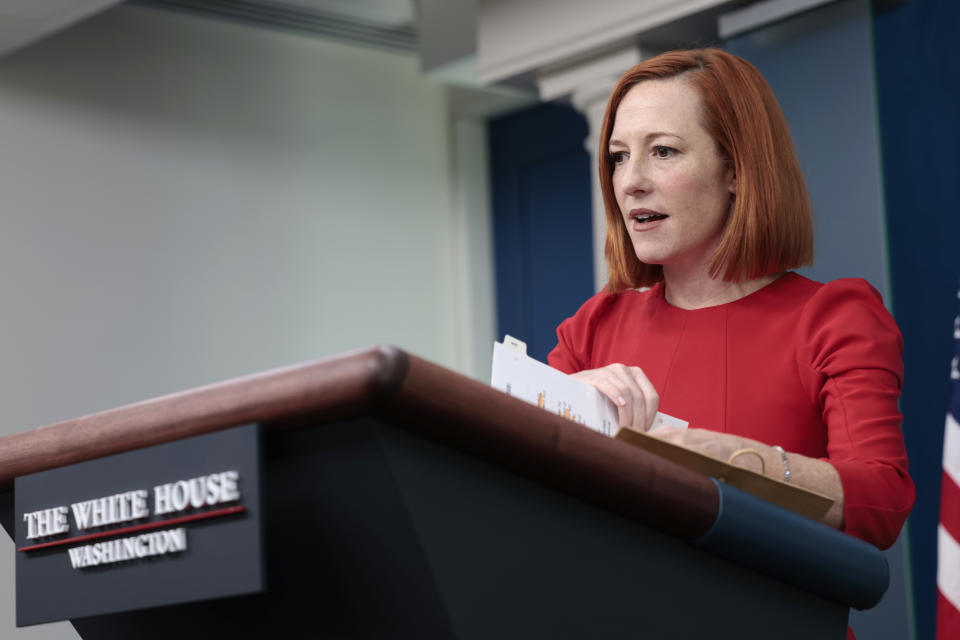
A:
489,103,594,363
874,1,960,638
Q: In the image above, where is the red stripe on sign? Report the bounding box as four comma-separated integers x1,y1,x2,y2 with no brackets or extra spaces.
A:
17,505,247,552
937,590,960,640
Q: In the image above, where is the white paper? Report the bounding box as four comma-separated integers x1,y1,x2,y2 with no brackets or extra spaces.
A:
490,336,687,436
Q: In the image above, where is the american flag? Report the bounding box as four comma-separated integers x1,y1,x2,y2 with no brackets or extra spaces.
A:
938,286,960,638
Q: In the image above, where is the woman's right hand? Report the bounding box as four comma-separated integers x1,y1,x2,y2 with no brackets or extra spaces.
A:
571,364,659,431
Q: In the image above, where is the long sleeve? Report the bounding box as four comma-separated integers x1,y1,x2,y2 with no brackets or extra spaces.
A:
796,278,915,549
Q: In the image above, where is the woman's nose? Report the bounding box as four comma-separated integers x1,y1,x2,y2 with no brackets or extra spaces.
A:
620,158,651,196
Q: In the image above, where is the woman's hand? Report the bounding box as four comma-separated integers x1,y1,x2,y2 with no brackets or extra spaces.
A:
571,364,659,431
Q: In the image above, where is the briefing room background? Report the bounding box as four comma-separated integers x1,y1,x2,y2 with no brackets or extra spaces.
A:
0,1,955,639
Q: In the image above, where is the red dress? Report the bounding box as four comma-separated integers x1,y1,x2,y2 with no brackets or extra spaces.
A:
548,272,914,550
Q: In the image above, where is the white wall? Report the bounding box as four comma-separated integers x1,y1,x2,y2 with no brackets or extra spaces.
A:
0,5,490,637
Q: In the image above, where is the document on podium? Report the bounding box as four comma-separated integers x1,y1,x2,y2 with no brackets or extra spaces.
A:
489,335,687,436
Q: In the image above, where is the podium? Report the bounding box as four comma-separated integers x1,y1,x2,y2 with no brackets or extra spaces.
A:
0,346,887,639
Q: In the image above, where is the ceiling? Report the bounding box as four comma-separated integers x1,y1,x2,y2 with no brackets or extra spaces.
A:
0,0,419,58
0,0,122,57
264,0,414,27
130,0,418,51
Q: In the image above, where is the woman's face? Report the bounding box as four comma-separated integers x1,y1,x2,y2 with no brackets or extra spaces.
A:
608,77,735,275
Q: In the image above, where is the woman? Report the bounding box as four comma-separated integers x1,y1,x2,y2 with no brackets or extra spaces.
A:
548,49,913,550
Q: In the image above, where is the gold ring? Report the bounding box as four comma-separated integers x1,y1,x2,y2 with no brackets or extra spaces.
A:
727,448,765,473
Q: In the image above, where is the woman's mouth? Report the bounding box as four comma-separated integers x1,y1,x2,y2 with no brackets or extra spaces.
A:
629,209,668,225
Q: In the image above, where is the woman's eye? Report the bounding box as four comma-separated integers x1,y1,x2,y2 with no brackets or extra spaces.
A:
607,151,627,165
653,145,675,159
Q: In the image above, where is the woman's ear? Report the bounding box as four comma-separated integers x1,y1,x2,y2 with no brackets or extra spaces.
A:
728,171,737,195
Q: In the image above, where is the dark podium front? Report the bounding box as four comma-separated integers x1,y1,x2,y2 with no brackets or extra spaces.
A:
0,346,887,639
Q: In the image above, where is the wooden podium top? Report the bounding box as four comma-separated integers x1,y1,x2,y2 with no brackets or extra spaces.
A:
0,345,718,539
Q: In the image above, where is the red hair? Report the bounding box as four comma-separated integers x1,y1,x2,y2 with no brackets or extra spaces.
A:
600,48,813,291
